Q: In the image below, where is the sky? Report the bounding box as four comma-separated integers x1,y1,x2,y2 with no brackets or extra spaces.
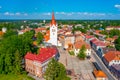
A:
0,0,120,20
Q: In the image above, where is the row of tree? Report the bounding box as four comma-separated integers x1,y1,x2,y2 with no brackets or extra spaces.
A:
0,30,37,74
100,29,120,38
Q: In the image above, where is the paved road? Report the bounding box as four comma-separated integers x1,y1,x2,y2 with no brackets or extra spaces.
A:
91,49,117,80
58,46,95,80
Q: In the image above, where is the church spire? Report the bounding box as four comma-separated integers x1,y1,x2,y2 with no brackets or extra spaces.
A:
51,12,56,26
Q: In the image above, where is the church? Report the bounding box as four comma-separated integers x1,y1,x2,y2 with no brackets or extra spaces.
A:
44,12,58,46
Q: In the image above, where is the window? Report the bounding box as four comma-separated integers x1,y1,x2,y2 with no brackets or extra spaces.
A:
52,29,55,32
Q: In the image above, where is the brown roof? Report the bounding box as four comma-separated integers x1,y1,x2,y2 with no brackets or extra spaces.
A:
104,51,120,62
74,41,91,49
106,38,113,41
93,70,107,78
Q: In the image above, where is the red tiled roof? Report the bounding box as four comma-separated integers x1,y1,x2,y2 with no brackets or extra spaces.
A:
34,28,46,32
25,47,58,63
50,12,56,26
25,52,36,60
104,51,120,62
94,41,106,46
75,41,91,49
90,38,98,43
95,30,101,34
85,35,94,39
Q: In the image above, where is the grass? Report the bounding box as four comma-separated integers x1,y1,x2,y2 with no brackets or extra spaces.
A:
0,74,34,80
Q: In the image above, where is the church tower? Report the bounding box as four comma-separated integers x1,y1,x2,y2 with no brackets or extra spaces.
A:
49,12,57,46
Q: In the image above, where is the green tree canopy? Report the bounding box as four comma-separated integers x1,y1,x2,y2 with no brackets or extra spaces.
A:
115,36,120,51
36,32,43,44
77,45,86,59
44,59,70,80
0,30,35,74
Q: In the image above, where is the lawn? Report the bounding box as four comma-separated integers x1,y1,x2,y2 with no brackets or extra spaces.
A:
0,74,34,80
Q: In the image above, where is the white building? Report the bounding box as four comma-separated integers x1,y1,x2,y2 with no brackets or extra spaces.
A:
103,51,120,67
2,27,7,33
49,12,58,46
74,41,91,56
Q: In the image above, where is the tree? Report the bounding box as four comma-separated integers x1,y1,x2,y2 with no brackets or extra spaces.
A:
115,36,120,51
36,32,43,44
44,58,70,80
0,30,34,74
14,50,22,74
3,30,17,38
77,45,86,59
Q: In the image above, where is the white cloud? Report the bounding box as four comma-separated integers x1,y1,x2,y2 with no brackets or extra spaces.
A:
15,12,21,16
55,12,106,16
43,12,51,16
115,4,120,9
4,12,10,15
4,12,28,16
24,13,28,16
55,12,66,15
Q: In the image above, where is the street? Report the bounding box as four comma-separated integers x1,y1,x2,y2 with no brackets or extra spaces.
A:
91,49,117,80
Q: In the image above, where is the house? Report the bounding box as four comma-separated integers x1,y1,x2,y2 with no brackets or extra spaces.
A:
84,35,94,44
106,26,120,30
44,30,50,42
90,38,106,51
110,64,120,80
93,30,106,41
74,41,91,56
34,27,46,33
18,28,32,35
90,38,98,48
93,70,108,80
103,51,120,67
25,46,59,77
105,38,115,47
2,27,7,33
106,26,114,31
75,34,84,42
97,47,116,59
64,34,75,50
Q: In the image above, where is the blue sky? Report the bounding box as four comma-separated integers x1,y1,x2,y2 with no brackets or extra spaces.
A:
0,0,120,19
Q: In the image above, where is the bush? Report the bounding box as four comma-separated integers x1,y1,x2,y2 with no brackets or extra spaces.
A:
68,51,74,55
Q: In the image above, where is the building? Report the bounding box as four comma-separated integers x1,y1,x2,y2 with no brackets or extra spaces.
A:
84,35,94,44
25,46,59,77
90,38,106,51
44,12,58,46
74,41,91,56
49,12,58,46
93,70,108,80
110,64,120,80
103,51,120,67
64,34,75,50
106,26,120,30
2,27,7,33
97,47,116,59
34,27,46,33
